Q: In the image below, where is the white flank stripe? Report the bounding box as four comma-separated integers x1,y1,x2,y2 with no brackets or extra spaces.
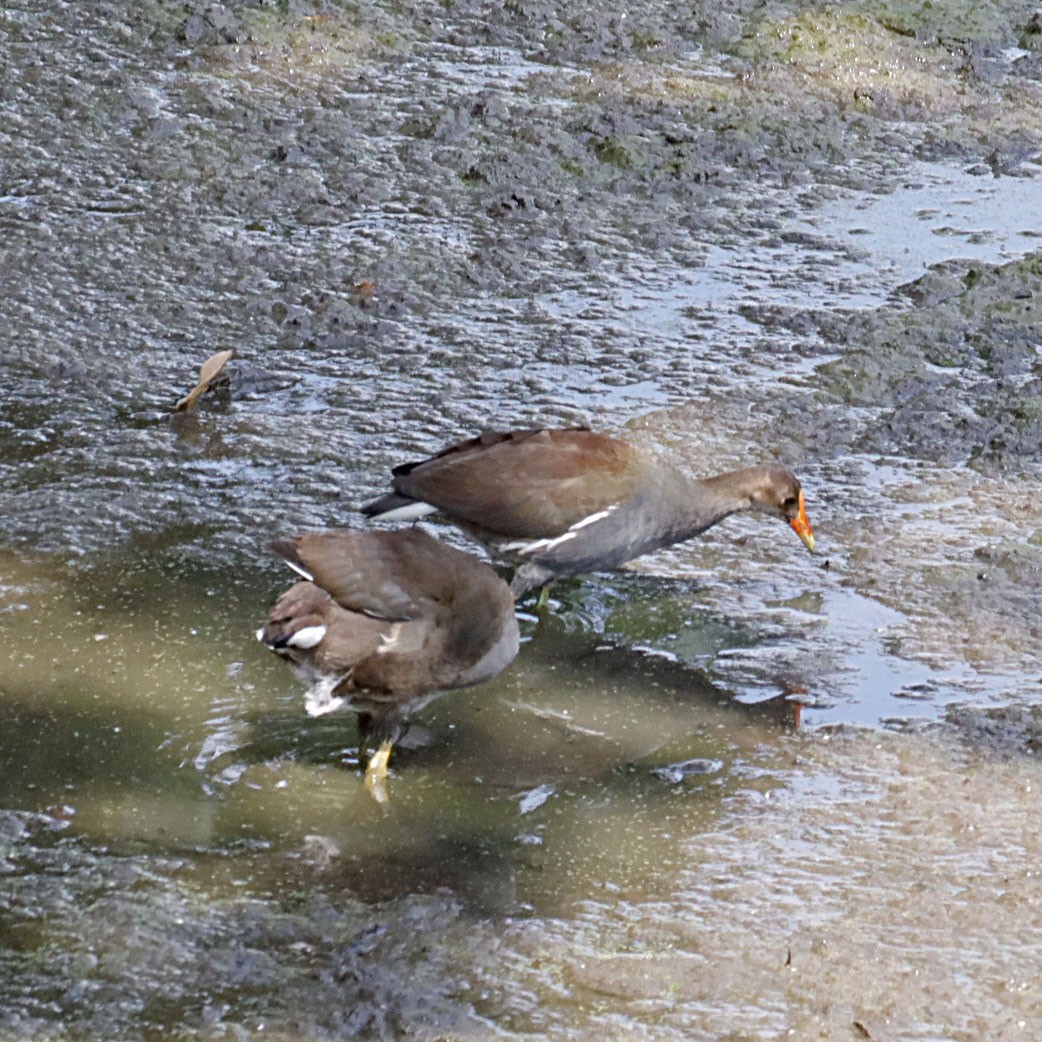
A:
570,506,617,530
284,560,314,581
513,530,578,556
504,505,618,557
376,622,403,654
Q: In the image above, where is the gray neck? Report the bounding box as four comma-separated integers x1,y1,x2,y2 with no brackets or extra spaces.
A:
655,465,760,541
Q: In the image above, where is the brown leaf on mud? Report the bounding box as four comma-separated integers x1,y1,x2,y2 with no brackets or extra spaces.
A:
174,349,234,412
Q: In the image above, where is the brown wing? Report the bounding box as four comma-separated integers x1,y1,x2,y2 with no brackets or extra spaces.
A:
272,528,497,621
392,429,643,538
261,580,388,675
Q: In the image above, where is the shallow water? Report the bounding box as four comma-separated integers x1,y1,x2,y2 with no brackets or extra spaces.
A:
3,1,1042,1038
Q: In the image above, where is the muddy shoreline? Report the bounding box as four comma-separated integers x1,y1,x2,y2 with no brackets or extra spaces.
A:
3,1,1042,1038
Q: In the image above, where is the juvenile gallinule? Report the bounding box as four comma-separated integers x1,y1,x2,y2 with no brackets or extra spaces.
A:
361,427,815,596
256,528,520,802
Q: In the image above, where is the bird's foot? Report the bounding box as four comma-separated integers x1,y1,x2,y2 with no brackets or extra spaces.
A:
364,740,393,804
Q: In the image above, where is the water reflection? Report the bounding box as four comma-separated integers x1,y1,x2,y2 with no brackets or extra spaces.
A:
6,0,1041,1033
0,552,799,909
0,545,813,1037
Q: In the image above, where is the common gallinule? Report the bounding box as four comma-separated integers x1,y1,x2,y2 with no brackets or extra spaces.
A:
361,427,815,596
256,528,520,802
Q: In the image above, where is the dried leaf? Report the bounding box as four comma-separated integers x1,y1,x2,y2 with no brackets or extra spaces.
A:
174,348,234,412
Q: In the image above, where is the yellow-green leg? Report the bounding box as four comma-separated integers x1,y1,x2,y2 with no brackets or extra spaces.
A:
364,740,393,804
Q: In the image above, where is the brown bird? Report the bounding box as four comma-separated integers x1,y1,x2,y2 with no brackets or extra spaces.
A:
361,427,815,597
256,528,520,802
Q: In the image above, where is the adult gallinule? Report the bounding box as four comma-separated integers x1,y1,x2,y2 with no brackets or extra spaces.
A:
361,427,815,596
256,528,519,802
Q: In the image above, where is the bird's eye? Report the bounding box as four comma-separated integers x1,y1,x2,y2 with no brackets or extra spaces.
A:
782,496,799,513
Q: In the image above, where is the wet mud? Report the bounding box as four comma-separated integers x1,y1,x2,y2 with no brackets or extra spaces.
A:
3,0,1042,1038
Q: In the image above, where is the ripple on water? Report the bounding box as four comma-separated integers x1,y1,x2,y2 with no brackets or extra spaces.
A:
5,3,1042,1038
